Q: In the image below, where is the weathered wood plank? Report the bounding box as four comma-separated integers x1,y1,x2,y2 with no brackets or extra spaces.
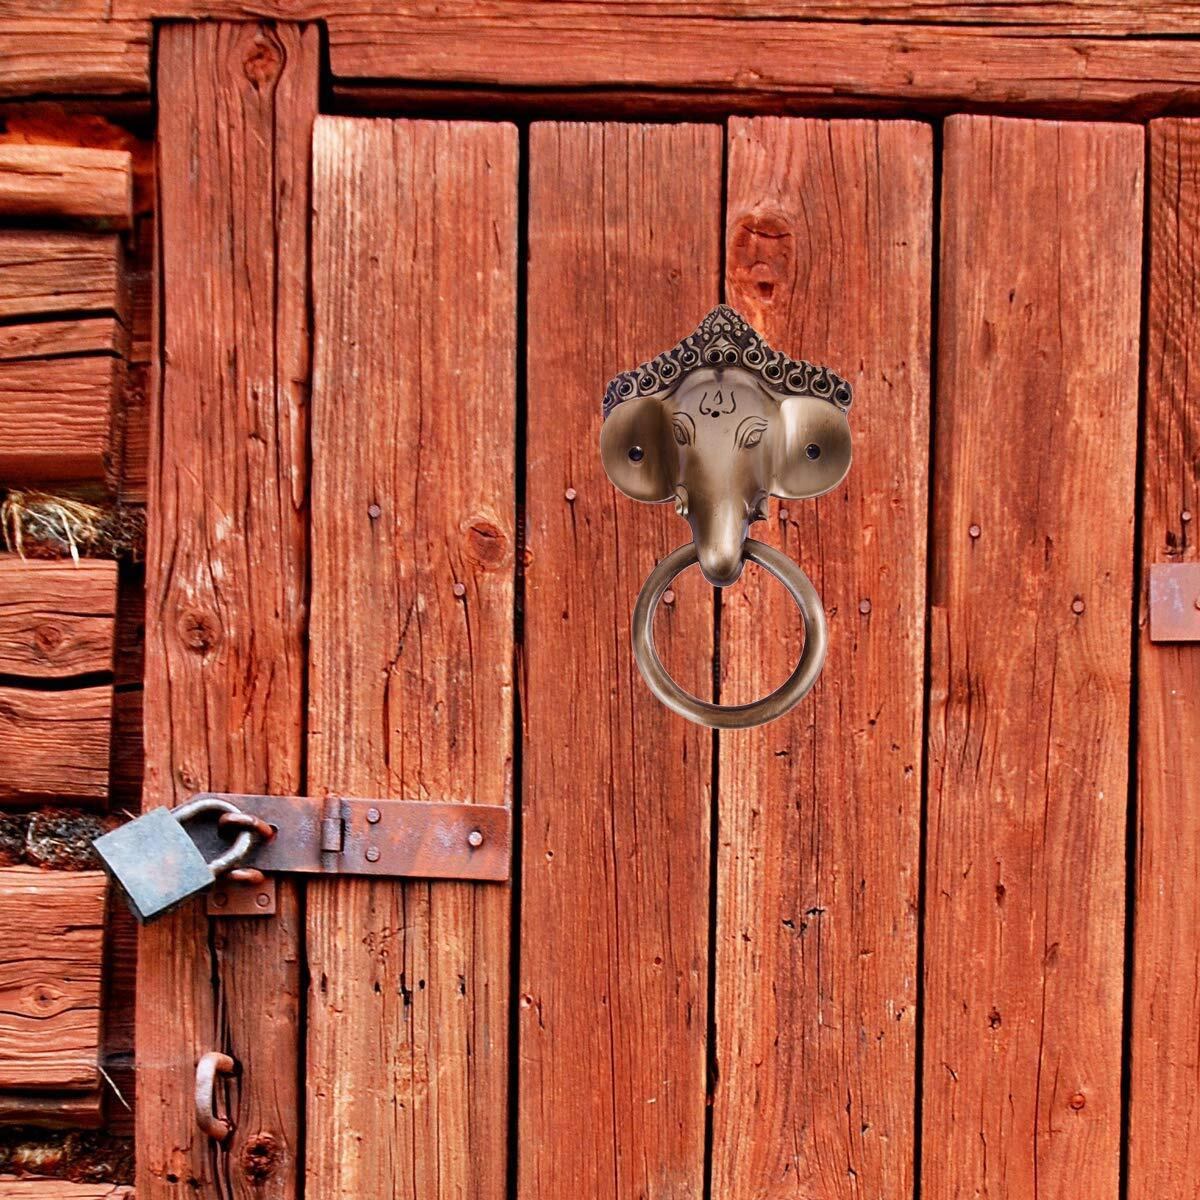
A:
307,114,516,1200
0,685,110,803
0,232,123,322
0,319,122,363
327,15,1200,115
0,1089,103,1127
522,122,717,1200
713,116,930,1198
0,16,149,100
923,115,1141,1200
0,357,117,483
1128,118,1200,1200
141,22,315,1200
0,145,132,227
0,866,106,1090
0,1183,132,1200
0,557,117,678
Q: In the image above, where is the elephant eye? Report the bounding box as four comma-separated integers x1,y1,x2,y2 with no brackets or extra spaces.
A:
806,443,822,460
628,445,645,462
673,425,688,446
743,427,763,449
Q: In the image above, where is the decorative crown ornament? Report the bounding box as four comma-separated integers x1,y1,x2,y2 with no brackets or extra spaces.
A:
602,304,853,419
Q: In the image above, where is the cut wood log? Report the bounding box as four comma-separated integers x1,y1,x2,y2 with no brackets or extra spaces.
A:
140,22,316,1200
521,121,718,1200
0,319,123,363
0,685,111,804
922,115,1141,1200
0,557,117,678
0,866,106,1091
714,116,931,1198
1128,118,1200,1200
0,357,117,484
0,145,132,228
307,113,516,1200
0,232,124,322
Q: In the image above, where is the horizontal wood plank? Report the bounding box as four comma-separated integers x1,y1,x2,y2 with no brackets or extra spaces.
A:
0,145,132,227
0,866,107,1090
0,16,149,100
0,1182,132,1199
0,557,117,678
0,684,111,803
0,357,116,483
0,232,123,322
0,319,123,363
0,1089,103,1128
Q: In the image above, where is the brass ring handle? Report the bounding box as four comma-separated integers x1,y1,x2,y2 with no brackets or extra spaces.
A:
632,538,827,729
195,1051,236,1141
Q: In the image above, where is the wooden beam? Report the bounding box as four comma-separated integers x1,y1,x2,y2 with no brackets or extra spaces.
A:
0,685,111,804
922,115,1141,1200
0,232,123,322
0,1089,103,1128
0,319,123,363
713,116,930,1198
0,145,132,227
1128,118,1200,1200
521,122,717,1200
325,15,1200,116
0,357,117,484
140,22,316,1199
306,113,516,1200
0,557,117,679
0,1184,132,1199
0,866,107,1091
0,14,149,100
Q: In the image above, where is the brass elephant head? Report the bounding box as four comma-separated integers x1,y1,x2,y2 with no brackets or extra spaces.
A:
600,306,853,586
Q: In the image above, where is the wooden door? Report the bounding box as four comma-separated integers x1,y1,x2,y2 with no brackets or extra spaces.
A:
128,27,1154,1200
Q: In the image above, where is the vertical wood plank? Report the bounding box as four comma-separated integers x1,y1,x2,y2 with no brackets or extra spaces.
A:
1129,119,1200,1200
306,116,516,1200
923,115,1141,1200
521,122,719,1200
714,117,931,1198
141,23,315,1199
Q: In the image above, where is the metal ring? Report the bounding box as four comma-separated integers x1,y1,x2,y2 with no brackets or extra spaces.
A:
195,1051,236,1141
631,538,827,729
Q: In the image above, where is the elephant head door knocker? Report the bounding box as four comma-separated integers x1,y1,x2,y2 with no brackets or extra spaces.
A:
600,305,853,729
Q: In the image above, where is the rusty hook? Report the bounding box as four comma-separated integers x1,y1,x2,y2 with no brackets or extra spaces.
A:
218,810,276,843
195,1051,236,1141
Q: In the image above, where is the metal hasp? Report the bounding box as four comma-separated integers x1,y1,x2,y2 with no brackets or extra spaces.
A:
94,793,512,924
600,305,853,728
1149,563,1200,642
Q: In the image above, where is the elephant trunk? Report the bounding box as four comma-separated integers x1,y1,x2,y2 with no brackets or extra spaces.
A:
690,497,749,587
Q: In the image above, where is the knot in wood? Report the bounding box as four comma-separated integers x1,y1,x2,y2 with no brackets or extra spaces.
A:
728,210,794,305
33,622,63,653
464,519,508,570
178,608,220,653
241,1132,280,1181
243,35,283,87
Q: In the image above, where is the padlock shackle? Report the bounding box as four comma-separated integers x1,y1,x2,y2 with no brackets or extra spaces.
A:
172,795,258,877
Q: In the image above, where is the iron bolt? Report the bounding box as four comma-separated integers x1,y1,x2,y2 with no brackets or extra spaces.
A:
1069,1092,1086,1111
1072,597,1085,614
366,807,381,824
365,846,381,863
255,892,271,909
565,487,577,502
467,829,484,849
663,589,676,606
859,598,872,615
367,503,381,520
1183,510,1193,523
453,582,466,599
968,523,982,540
212,892,228,909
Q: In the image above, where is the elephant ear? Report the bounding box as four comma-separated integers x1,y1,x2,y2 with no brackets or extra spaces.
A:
600,395,675,503
770,394,853,500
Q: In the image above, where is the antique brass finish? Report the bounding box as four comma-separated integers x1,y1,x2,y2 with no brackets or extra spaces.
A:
601,306,852,728
633,539,827,729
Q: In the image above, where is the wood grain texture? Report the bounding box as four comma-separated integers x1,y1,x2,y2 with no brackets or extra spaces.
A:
0,1184,131,1199
521,122,718,1200
712,117,930,1199
0,357,117,483
306,115,516,1200
923,115,1141,1200
0,145,132,226
0,232,123,322
1128,119,1200,1200
0,685,110,803
0,867,106,1090
0,557,117,678
326,15,1200,115
0,14,149,99
0,1089,103,1127
140,22,315,1200
0,319,122,363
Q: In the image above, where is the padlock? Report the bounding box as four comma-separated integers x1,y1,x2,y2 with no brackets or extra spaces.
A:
93,796,260,923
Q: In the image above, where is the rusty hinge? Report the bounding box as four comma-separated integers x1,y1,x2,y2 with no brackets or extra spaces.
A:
93,792,511,921
1149,563,1200,643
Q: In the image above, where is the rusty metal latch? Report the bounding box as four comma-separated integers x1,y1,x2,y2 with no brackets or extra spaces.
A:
93,792,511,923
1149,563,1200,642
